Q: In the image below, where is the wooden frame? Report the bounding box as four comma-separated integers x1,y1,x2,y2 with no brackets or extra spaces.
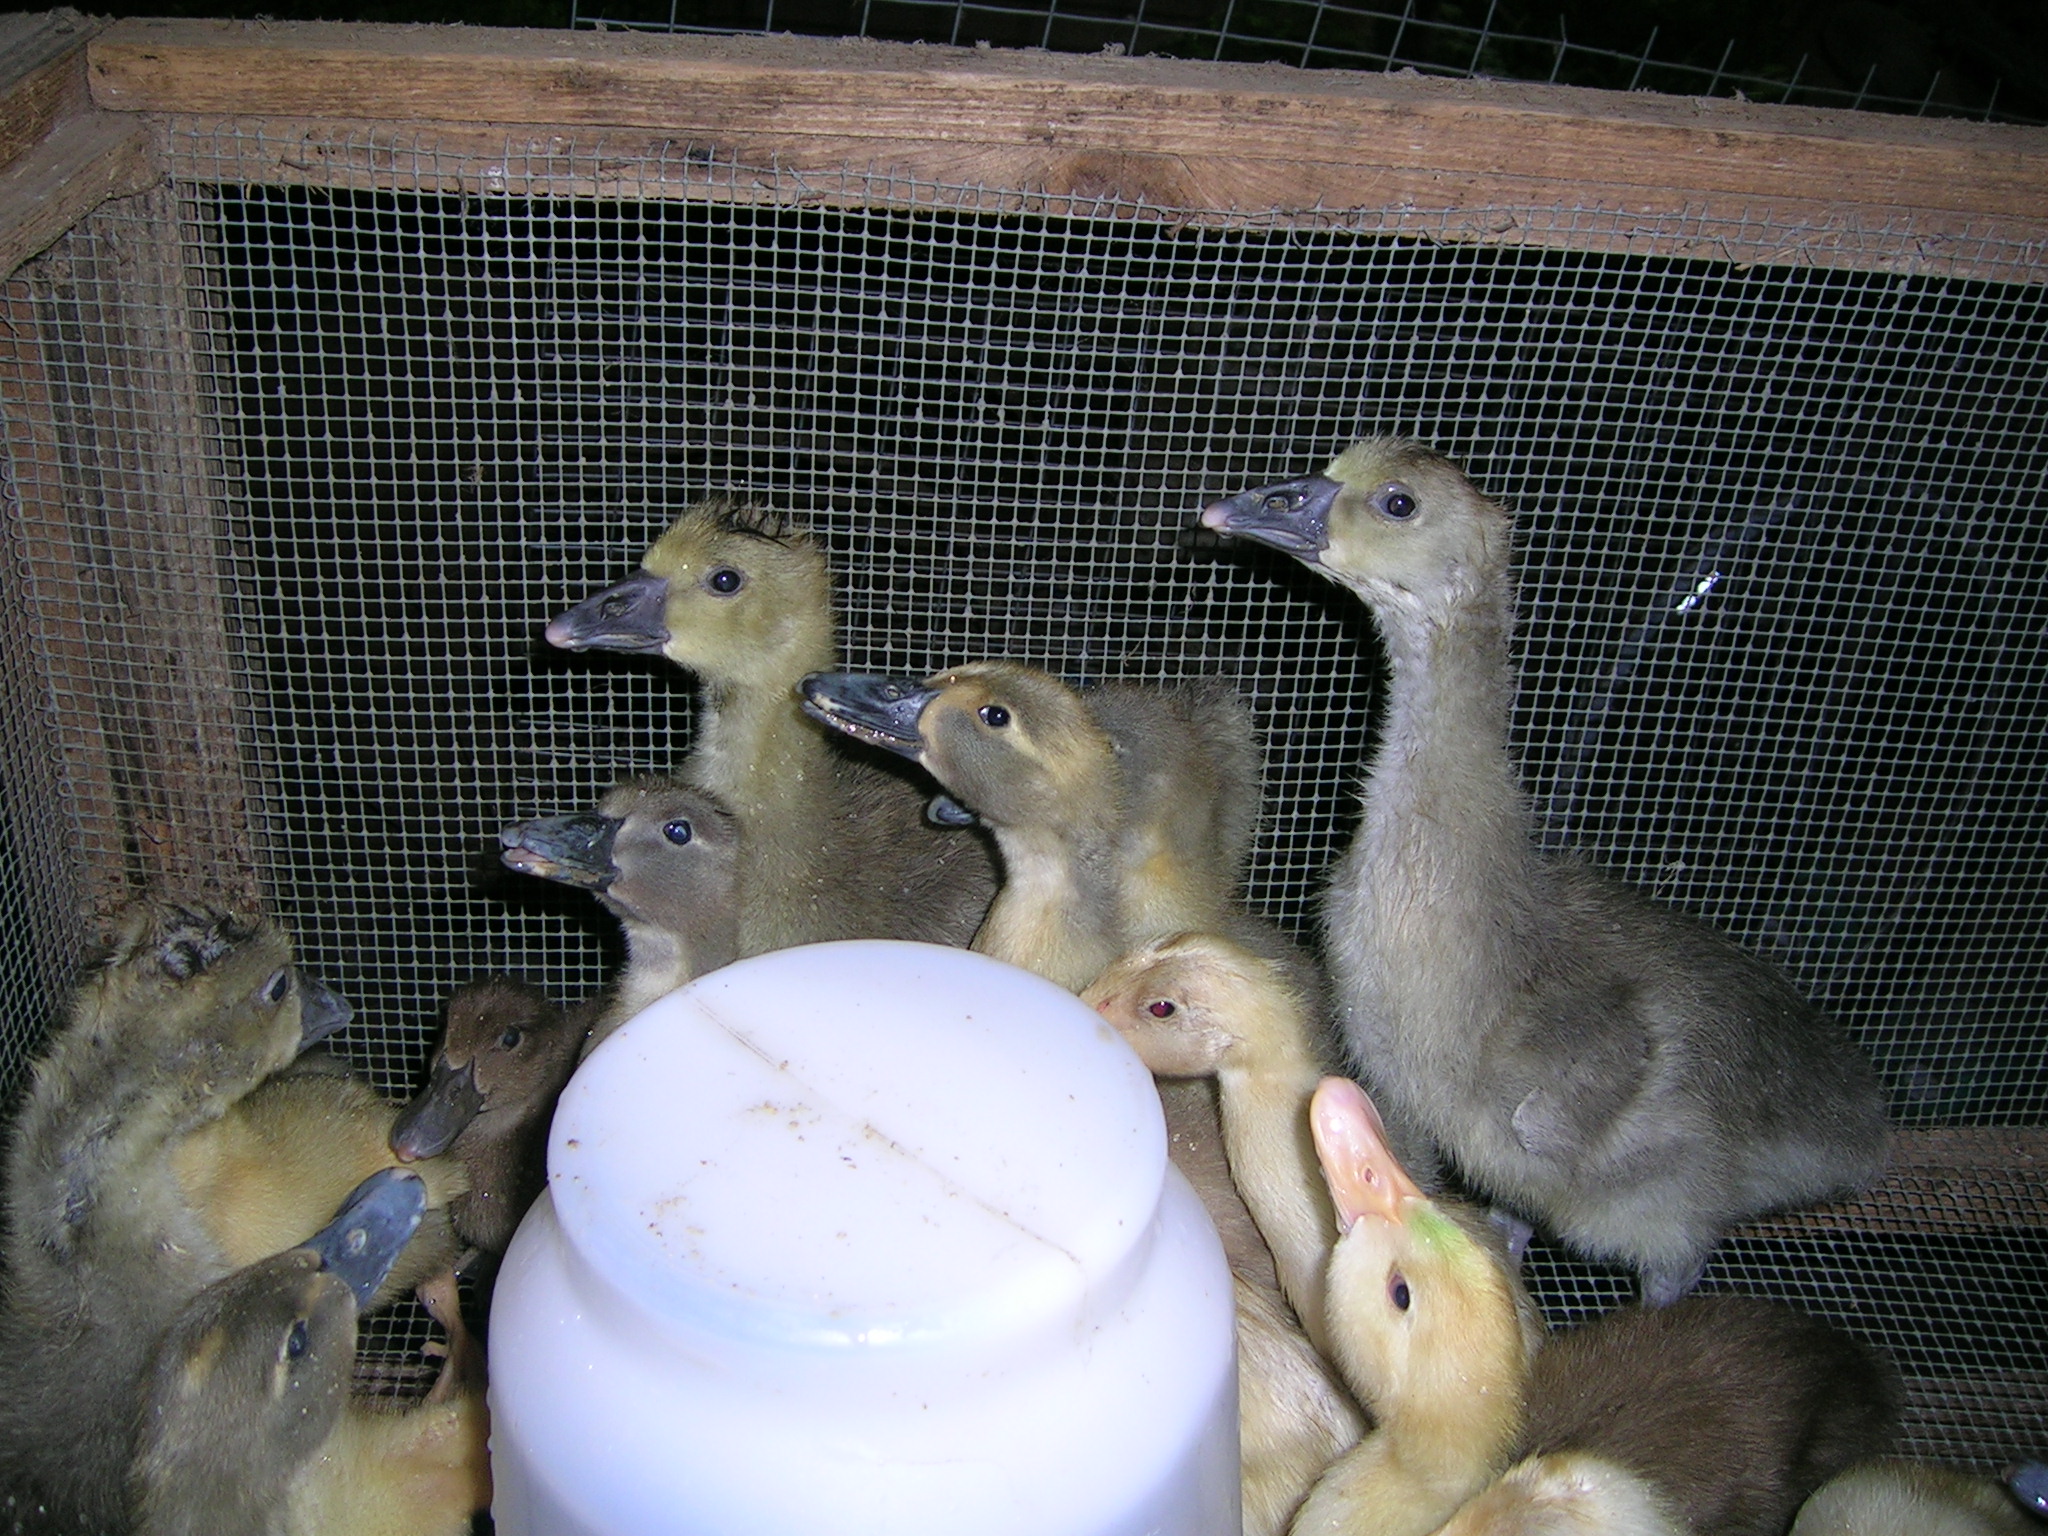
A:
0,13,2043,283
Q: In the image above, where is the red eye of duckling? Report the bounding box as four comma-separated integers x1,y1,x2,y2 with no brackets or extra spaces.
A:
1147,1000,1176,1018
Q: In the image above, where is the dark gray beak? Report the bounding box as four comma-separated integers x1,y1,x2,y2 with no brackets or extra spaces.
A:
390,1056,486,1162
927,793,979,828
546,569,671,653
500,812,622,889
297,974,354,1049
1199,475,1343,559
799,671,937,760
304,1168,426,1308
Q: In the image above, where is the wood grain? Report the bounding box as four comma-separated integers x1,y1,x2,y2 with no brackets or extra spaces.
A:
86,20,2048,281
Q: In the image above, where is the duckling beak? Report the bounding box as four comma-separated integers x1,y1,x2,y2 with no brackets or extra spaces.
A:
297,974,354,1050
499,813,622,889
798,671,937,760
546,569,671,653
1311,1075,1427,1232
304,1168,427,1309
391,1057,486,1162
1200,475,1343,559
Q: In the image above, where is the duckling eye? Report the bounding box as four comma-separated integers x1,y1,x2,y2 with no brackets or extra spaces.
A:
1147,999,1177,1018
498,1026,524,1050
261,969,293,1006
978,704,1011,728
1376,483,1419,520
1389,1271,1412,1312
705,566,744,595
663,818,695,846
284,1318,310,1361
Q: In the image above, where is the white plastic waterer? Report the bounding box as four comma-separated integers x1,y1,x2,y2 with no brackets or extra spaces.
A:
488,939,1240,1535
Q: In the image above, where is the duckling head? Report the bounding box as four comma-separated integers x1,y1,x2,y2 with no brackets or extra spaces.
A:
392,977,573,1163
77,900,351,1083
500,779,740,937
1311,1076,1538,1436
547,498,834,690
802,661,1116,833
131,1169,425,1523
1201,438,1513,621
1081,931,1286,1077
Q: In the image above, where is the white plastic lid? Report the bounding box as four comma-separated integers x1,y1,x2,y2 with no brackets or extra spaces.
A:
553,939,1170,1360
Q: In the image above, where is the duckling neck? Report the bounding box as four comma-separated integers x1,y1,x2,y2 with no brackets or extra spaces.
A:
1216,1045,1336,1355
688,667,838,824
1331,588,1544,1084
611,921,708,1023
973,820,1124,991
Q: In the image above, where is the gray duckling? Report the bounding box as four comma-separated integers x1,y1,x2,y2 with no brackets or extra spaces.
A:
1204,439,1890,1305
500,774,742,1051
0,899,351,1534
129,1168,490,1536
546,498,998,953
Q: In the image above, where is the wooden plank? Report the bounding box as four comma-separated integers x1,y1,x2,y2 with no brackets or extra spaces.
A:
0,107,157,284
84,21,2048,282
0,9,97,171
1739,1127,2048,1240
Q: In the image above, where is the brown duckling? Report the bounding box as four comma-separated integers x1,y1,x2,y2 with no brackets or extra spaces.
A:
1792,1460,2042,1536
0,898,350,1533
1297,1076,1898,1536
130,1168,490,1536
1205,439,1890,1306
546,497,998,953
390,975,586,1256
500,775,741,1051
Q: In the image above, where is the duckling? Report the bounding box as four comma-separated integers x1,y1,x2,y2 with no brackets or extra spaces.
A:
500,775,741,1051
1083,932,1342,1357
1430,1453,1684,1536
166,1068,470,1308
1237,1273,1368,1536
1294,1075,1545,1536
1791,1460,2041,1536
800,661,1268,989
1203,439,1891,1305
546,497,998,952
801,661,1128,988
1297,1076,1898,1536
390,975,586,1256
130,1167,490,1536
0,898,350,1532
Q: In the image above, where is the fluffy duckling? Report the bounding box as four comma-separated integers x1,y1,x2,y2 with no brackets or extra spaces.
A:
390,975,586,1256
1791,1461,2041,1536
130,1168,490,1536
0,899,350,1532
1083,932,1341,1357
801,661,1127,987
1237,1274,1369,1536
1297,1076,1898,1536
1430,1453,1684,1536
500,775,741,1050
167,1067,469,1309
546,498,998,952
800,661,1265,989
1204,439,1890,1305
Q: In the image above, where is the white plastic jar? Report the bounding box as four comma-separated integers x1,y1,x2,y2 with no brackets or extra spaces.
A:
488,939,1239,1536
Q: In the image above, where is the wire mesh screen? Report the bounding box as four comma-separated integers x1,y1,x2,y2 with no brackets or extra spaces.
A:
1,125,2043,1458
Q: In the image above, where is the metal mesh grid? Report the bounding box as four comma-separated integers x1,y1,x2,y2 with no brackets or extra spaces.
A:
570,0,2046,126
0,126,2043,1456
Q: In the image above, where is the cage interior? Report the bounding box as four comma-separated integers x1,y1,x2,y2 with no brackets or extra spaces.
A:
1,122,2043,1464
